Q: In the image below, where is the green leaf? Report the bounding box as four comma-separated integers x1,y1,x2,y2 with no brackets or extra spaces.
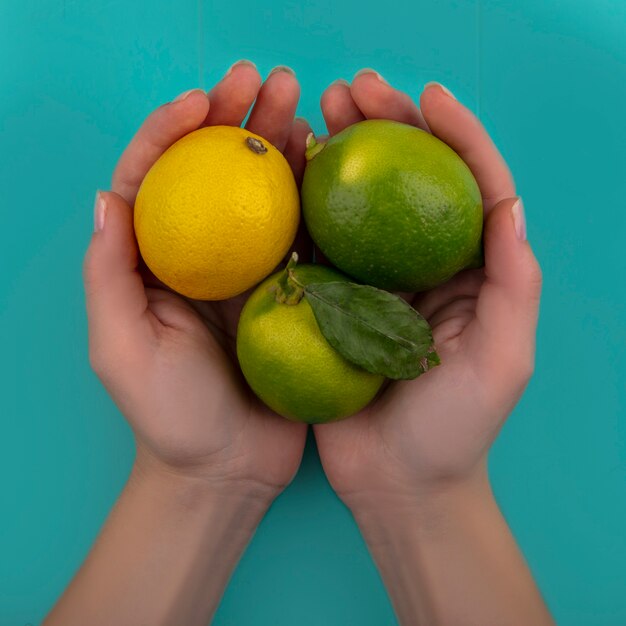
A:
303,282,440,380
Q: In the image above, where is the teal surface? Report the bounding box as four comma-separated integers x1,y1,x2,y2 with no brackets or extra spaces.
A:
1,0,625,624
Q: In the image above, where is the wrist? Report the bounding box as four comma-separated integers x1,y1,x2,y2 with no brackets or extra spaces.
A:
346,468,493,540
341,469,553,626
130,450,276,530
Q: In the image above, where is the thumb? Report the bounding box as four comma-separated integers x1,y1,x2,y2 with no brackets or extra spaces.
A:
472,197,543,377
83,191,148,344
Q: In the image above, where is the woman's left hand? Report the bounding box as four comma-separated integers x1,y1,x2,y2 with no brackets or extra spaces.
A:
84,63,312,502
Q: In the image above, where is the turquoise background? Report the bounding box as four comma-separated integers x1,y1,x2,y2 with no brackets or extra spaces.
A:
1,0,625,623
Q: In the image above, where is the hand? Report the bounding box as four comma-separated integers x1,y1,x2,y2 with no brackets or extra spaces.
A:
83,62,312,502
47,64,317,626
314,72,543,511
311,71,550,626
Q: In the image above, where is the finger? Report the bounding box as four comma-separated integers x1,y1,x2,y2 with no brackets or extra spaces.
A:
320,79,365,136
420,83,515,212
350,69,429,131
283,117,312,186
83,191,149,347
277,117,314,261
112,90,210,205
145,288,206,335
413,269,484,320
468,197,542,376
427,295,477,330
202,59,262,127
245,67,300,152
283,118,315,262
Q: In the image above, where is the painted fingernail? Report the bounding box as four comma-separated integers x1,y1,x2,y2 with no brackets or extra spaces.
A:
424,81,456,99
269,65,296,77
93,190,106,233
331,78,350,87
354,68,388,84
225,59,257,77
512,197,527,241
172,88,203,103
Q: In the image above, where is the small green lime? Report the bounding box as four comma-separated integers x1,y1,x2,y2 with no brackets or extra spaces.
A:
301,119,483,292
236,264,384,423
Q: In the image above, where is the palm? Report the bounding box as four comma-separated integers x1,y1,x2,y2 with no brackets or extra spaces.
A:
189,287,254,354
314,270,491,498
107,64,312,490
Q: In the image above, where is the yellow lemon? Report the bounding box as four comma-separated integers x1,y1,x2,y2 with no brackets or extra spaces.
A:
134,126,300,300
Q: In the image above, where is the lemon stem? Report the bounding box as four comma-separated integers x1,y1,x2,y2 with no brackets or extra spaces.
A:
305,133,327,161
275,252,305,305
246,136,268,154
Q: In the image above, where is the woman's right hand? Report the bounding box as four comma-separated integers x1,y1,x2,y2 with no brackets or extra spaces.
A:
314,71,543,518
312,71,552,626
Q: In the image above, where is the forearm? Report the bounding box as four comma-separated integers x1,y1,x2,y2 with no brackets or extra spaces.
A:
44,458,272,626
350,473,553,626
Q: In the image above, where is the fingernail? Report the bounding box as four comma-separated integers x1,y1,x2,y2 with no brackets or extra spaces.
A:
294,116,309,124
424,81,456,99
354,68,388,84
331,78,350,87
94,191,106,233
225,59,257,77
172,88,203,103
512,197,527,241
269,65,296,77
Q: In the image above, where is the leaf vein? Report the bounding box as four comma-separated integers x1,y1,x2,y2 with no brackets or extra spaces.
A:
305,288,424,354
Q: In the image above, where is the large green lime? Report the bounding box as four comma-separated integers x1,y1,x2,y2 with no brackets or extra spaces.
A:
236,264,384,423
301,119,483,292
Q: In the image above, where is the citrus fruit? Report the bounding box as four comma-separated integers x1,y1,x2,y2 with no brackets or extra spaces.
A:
301,119,483,292
236,263,385,423
134,126,299,300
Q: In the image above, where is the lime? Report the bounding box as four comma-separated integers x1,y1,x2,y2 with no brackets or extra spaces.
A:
236,263,384,423
301,119,483,292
